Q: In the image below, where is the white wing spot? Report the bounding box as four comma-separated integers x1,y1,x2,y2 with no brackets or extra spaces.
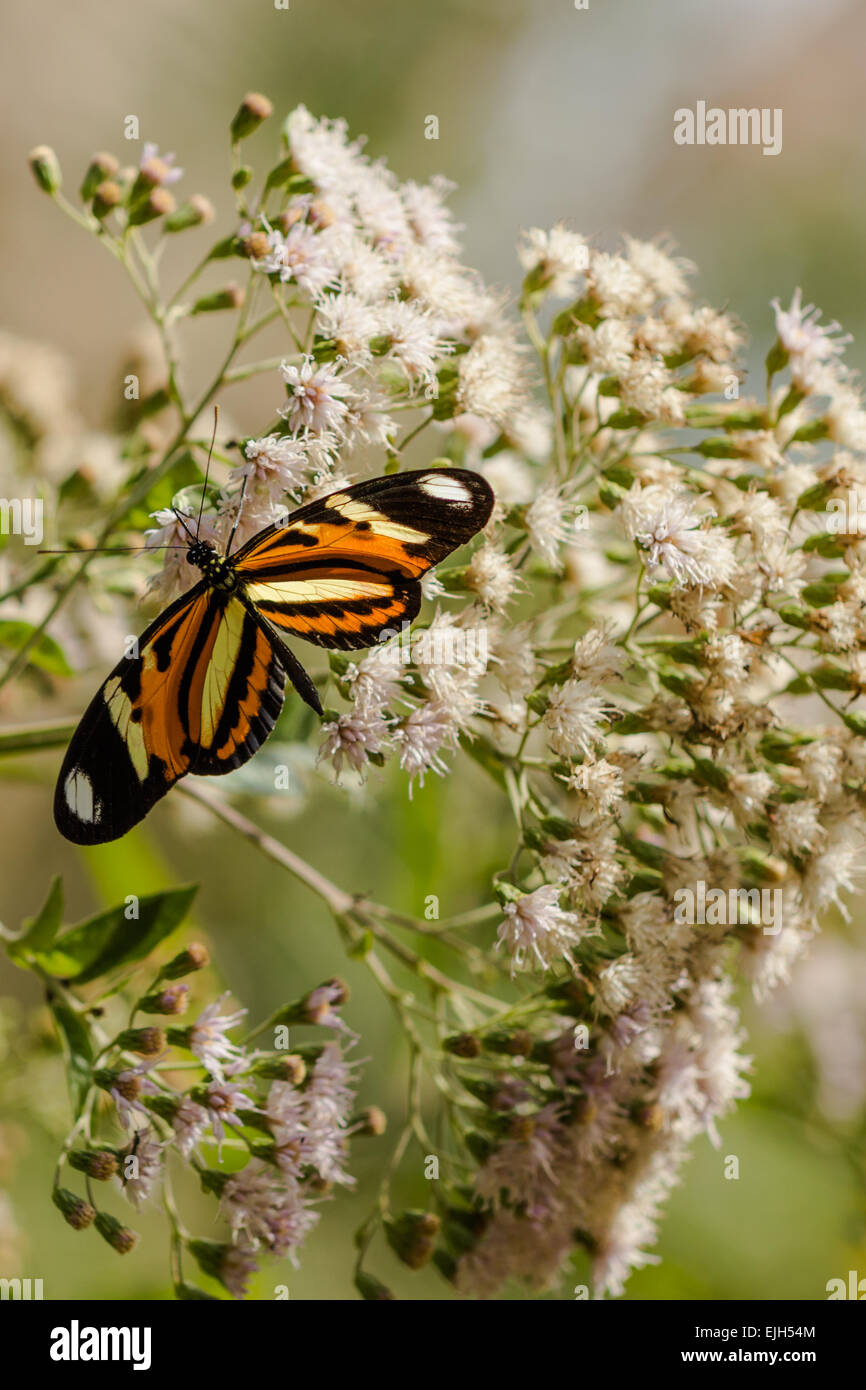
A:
64,770,100,823
419,474,472,504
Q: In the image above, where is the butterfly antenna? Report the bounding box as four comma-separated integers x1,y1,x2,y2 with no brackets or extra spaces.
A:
225,472,250,557
170,508,197,542
37,544,189,555
197,405,219,538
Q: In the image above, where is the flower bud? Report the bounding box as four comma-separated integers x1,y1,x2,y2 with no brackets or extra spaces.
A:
52,1187,96,1230
68,1148,119,1181
444,1032,481,1058
241,230,272,259
351,1105,387,1137
94,1067,141,1102
482,1028,533,1058
138,983,189,1015
164,196,215,233
385,1210,440,1270
190,283,245,314
28,145,61,194
273,978,349,1027
114,1026,166,1057
231,92,273,143
94,1211,139,1254
91,180,122,220
80,153,118,201
161,944,210,980
128,188,175,226
252,1054,306,1084
188,1236,257,1298
354,1271,396,1301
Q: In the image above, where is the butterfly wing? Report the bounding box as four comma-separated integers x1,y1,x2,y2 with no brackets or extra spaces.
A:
54,585,288,844
232,468,494,650
55,468,492,843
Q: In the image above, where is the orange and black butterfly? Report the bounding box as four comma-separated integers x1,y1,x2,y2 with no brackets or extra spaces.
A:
54,468,493,844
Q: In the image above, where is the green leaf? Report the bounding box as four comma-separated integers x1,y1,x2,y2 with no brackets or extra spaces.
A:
11,876,64,957
0,620,71,676
802,532,845,558
32,885,197,984
50,1001,94,1118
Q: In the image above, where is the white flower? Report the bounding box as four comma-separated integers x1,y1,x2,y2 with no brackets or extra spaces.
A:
348,641,406,715
236,435,310,494
251,220,339,298
120,1135,163,1209
279,357,354,435
302,1042,358,1185
566,758,624,816
576,318,634,375
623,236,694,301
543,678,612,758
490,622,537,696
682,305,742,363
352,165,410,257
496,885,585,973
456,333,526,427
318,707,392,778
171,1097,209,1159
526,485,571,569
393,699,458,791
284,105,367,202
586,251,652,316
337,235,399,301
771,288,850,392
619,353,685,424
770,799,825,857
219,1160,319,1261
402,176,462,255
824,379,866,451
519,224,589,299
621,484,737,588
315,293,380,359
378,298,447,386
463,544,518,611
184,993,247,1079
571,628,627,683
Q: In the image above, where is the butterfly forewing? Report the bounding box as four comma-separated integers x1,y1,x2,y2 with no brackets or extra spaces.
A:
233,468,493,648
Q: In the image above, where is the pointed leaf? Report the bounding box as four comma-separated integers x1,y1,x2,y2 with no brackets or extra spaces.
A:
32,885,197,984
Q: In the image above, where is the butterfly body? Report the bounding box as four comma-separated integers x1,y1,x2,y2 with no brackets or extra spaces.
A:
54,468,493,845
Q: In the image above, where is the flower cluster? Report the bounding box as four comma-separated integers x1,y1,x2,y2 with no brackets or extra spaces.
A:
45,931,368,1299
12,100,866,1301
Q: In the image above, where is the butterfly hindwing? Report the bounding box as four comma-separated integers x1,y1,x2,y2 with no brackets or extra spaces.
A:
54,587,288,843
232,468,493,649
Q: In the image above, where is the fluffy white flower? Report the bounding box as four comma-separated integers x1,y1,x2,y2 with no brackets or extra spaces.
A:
543,678,613,758
519,224,589,299
771,288,850,392
496,885,585,973
279,357,354,435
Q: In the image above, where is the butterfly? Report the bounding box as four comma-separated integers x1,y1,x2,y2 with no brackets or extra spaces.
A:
54,467,494,844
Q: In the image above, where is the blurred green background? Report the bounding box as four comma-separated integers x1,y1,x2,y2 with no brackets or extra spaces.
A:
2,0,866,1300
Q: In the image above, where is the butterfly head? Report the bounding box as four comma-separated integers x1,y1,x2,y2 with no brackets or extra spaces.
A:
187,540,237,591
